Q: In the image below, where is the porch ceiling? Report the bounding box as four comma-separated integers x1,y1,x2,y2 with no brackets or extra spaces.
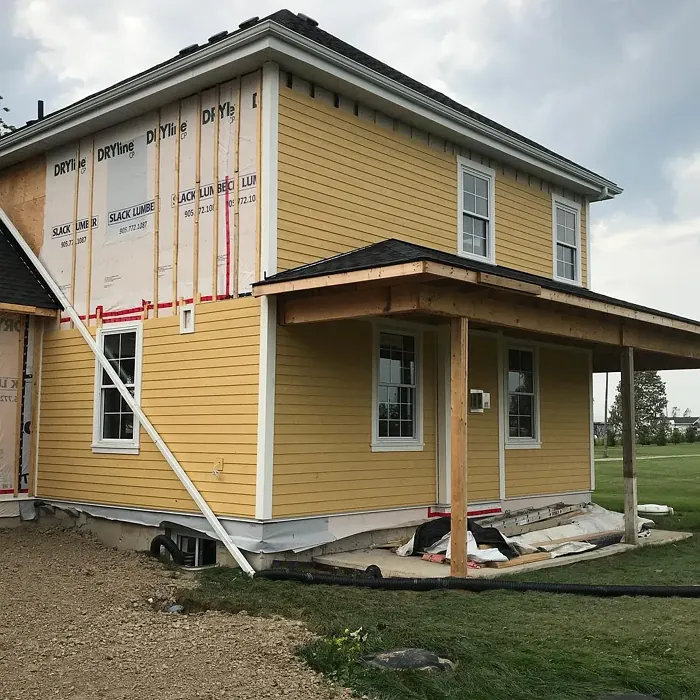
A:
253,241,700,373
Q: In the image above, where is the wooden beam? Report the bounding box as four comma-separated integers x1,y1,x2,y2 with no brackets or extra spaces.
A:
450,317,468,577
0,302,55,317
253,261,428,297
620,346,638,545
279,284,421,325
27,319,42,498
476,271,541,296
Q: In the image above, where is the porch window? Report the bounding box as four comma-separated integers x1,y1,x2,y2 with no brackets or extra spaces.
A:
92,322,143,454
506,347,540,446
458,157,495,263
372,329,423,452
552,195,582,285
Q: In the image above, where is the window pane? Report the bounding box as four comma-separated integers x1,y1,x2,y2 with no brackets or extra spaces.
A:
519,351,533,372
120,332,136,358
475,176,488,198
556,208,566,226
508,415,519,438
508,349,520,371
400,420,414,438
378,420,388,437
378,386,388,403
518,394,533,416
389,403,400,419
509,395,519,415
462,213,474,235
379,356,391,383
475,195,488,217
102,368,114,386
556,223,567,243
464,173,476,194
557,260,566,278
400,403,413,420
378,403,388,420
464,192,476,213
103,334,120,360
103,387,121,413
387,386,399,403
403,336,415,353
559,245,575,265
518,416,533,438
120,414,134,440
388,420,400,437
565,211,576,230
118,359,136,385
518,372,533,393
102,413,120,439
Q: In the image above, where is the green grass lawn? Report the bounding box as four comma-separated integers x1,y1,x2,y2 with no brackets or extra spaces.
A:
179,448,700,700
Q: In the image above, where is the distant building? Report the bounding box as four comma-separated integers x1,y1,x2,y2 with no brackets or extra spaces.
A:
669,416,700,431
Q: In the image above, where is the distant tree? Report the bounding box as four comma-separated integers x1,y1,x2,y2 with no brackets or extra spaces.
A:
655,423,668,446
671,428,682,444
609,370,670,444
684,408,693,417
606,430,616,448
0,96,16,137
686,426,697,444
671,406,679,417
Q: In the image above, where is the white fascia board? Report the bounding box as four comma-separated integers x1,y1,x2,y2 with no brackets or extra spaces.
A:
0,25,276,168
0,19,621,198
263,29,622,198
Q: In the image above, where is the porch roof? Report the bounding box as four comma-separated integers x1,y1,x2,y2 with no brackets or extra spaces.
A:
253,239,700,373
0,215,60,317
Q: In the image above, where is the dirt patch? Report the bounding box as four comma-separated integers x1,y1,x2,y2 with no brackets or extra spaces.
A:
0,525,350,699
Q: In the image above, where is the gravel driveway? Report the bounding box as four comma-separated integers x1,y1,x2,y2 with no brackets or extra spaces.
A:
0,525,349,699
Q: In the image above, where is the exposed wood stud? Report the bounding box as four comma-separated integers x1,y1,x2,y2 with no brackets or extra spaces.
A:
85,138,96,325
212,84,221,302
13,315,27,497
153,111,161,318
232,79,242,298
193,92,202,300
450,316,468,577
69,143,80,322
27,319,42,498
0,303,55,317
620,345,638,544
172,101,182,314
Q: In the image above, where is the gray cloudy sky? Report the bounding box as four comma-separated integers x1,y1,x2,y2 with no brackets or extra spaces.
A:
3,0,700,418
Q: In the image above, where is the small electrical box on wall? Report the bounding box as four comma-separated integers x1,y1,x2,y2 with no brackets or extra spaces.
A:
470,390,491,413
179,303,195,334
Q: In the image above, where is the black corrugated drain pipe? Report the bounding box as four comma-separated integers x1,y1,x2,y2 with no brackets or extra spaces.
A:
258,568,700,598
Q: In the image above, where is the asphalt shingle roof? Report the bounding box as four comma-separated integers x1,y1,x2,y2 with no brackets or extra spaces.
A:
254,238,700,328
0,219,61,310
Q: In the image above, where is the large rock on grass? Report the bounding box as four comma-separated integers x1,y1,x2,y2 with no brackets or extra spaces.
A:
361,648,455,672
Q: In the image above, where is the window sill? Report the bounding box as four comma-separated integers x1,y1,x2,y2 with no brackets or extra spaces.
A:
371,441,425,453
505,441,541,450
92,443,140,455
553,274,582,288
457,250,495,266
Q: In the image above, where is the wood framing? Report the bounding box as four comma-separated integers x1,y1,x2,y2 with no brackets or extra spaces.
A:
13,315,26,496
620,346,638,545
27,319,42,497
0,302,55,318
450,316,468,577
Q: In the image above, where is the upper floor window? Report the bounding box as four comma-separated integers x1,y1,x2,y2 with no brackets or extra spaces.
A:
92,322,143,455
457,157,496,264
372,328,424,452
552,195,582,285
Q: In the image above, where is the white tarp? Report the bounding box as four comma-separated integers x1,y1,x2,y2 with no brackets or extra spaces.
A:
40,70,260,324
0,315,21,495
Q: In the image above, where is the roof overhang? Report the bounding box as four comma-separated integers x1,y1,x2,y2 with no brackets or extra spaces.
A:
0,21,620,199
254,261,700,372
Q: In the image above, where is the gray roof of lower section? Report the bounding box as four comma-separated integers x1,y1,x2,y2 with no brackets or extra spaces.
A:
0,220,61,310
254,238,700,328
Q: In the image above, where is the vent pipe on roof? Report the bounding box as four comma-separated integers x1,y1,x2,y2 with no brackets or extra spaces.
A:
37,100,44,121
297,13,319,27
238,16,259,30
208,30,228,44
178,43,199,56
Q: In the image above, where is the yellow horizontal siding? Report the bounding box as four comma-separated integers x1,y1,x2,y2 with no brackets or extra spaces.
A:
272,320,436,518
467,334,500,502
505,346,591,497
37,297,261,518
277,86,588,284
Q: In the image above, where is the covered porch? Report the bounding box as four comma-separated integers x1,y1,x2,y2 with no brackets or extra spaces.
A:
253,239,700,576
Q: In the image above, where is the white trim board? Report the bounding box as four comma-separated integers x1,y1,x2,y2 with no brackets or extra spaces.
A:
0,21,620,199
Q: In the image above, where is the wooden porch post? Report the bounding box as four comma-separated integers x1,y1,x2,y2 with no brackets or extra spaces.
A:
450,317,468,577
621,346,638,544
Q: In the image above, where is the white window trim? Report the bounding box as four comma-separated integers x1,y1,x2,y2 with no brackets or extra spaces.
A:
457,156,496,265
371,324,424,452
503,344,541,450
552,194,582,286
92,321,144,455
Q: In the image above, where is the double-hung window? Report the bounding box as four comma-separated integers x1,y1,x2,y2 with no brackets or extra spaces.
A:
458,157,496,263
506,347,539,447
552,195,582,285
92,323,143,454
372,329,423,452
